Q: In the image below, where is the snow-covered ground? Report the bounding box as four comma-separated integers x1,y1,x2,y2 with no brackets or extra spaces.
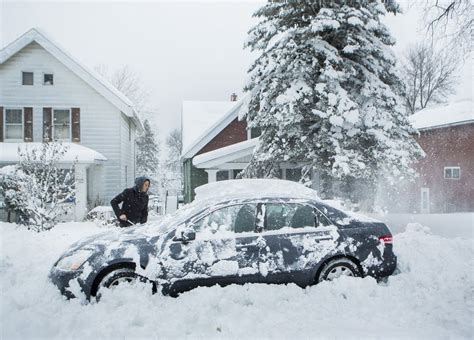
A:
0,219,472,339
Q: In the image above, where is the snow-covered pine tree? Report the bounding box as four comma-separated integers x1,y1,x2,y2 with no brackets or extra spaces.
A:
135,119,160,189
241,0,423,206
0,142,76,231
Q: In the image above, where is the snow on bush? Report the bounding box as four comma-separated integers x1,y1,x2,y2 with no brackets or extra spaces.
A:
0,142,76,231
0,221,472,339
86,206,117,228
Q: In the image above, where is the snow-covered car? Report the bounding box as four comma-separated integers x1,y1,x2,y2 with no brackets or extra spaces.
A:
50,179,397,300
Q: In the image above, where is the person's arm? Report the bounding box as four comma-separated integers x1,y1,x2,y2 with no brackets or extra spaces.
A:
140,196,149,224
111,190,126,219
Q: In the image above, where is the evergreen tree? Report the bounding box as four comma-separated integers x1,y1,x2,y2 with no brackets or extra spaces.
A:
135,119,160,184
241,0,423,205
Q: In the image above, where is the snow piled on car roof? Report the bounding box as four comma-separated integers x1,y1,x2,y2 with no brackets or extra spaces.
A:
194,179,319,201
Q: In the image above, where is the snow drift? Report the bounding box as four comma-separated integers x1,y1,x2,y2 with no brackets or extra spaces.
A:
0,221,472,339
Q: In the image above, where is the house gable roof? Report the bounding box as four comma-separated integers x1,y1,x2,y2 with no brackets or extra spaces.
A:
181,95,247,160
410,99,474,131
0,28,143,131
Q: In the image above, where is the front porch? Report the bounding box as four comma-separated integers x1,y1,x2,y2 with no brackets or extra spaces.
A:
0,142,107,221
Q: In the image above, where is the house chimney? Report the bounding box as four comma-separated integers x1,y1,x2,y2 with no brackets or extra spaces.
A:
230,93,237,102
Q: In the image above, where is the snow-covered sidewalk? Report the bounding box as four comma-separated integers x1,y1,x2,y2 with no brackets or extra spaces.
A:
0,221,472,339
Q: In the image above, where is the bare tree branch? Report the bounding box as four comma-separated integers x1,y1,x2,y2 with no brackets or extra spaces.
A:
401,42,459,114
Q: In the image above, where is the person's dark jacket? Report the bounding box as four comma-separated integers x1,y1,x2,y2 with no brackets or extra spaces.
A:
111,177,150,227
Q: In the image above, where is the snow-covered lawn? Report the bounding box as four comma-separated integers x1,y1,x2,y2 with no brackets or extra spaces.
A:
0,220,472,339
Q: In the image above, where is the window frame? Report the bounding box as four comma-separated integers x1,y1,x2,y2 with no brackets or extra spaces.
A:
262,202,332,232
190,203,260,234
22,71,34,85
52,108,72,141
444,166,461,180
43,72,54,86
4,107,24,142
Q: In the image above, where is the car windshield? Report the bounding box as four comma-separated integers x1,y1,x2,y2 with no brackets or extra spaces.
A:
144,199,211,234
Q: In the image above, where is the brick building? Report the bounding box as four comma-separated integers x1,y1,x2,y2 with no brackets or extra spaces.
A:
409,100,474,213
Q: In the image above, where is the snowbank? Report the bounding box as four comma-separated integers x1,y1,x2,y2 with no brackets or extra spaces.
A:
0,221,472,339
369,212,474,239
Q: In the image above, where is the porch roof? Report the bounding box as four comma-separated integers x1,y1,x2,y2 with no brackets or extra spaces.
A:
0,142,107,164
192,138,258,169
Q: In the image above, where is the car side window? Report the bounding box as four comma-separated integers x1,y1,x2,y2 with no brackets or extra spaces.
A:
193,204,257,234
265,203,332,231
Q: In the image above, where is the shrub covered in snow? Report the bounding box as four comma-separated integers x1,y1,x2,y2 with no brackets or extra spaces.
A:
0,142,76,231
86,206,117,228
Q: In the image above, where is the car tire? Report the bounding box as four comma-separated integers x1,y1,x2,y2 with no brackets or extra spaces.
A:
96,268,152,300
317,258,361,283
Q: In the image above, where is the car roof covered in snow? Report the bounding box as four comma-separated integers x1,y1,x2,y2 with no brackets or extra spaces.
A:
409,99,474,131
194,179,320,202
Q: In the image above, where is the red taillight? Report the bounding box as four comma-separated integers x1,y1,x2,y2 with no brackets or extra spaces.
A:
379,235,393,244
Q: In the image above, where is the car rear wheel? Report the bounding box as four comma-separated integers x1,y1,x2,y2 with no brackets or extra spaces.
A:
317,258,361,283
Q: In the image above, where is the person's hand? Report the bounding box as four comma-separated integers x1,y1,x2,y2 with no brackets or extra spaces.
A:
119,214,127,221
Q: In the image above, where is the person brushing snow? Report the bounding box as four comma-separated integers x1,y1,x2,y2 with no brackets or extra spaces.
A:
111,176,150,227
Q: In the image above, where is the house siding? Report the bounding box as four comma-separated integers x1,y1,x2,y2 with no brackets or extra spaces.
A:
196,118,247,156
0,41,135,204
120,112,136,188
183,158,207,203
413,123,474,212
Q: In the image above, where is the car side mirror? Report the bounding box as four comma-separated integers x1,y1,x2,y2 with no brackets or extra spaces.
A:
173,226,196,242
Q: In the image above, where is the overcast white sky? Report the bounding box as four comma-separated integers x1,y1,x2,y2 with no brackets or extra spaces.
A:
1,1,471,141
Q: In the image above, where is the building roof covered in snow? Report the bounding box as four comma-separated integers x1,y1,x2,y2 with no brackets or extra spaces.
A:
181,97,247,160
0,28,143,131
192,138,258,169
0,143,107,164
409,99,474,131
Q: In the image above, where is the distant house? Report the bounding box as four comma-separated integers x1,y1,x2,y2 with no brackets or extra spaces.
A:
0,28,143,221
180,95,320,203
409,100,474,213
182,95,473,213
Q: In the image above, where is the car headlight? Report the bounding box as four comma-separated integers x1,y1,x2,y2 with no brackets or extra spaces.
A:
56,249,94,271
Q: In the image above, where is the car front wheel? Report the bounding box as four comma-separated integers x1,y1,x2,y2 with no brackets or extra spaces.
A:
317,258,361,283
96,268,151,299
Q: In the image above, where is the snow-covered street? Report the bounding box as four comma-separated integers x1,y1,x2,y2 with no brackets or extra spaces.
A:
1,219,472,339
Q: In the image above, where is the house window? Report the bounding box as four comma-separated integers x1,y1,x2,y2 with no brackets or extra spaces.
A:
53,109,71,140
217,170,229,181
247,126,262,139
5,108,23,140
286,168,302,182
44,73,54,85
22,72,34,85
444,167,460,179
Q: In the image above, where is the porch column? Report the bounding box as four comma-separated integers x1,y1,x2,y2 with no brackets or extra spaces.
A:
205,169,219,183
74,164,88,221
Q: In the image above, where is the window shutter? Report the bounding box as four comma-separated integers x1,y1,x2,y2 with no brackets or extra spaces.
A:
71,107,80,142
0,106,3,142
24,107,33,142
43,107,52,142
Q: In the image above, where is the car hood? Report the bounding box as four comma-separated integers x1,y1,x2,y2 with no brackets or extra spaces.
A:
61,226,155,258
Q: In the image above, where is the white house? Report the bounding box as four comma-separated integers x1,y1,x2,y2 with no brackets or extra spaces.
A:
0,28,143,221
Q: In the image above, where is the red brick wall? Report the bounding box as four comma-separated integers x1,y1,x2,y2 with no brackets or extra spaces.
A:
414,123,474,212
196,118,248,156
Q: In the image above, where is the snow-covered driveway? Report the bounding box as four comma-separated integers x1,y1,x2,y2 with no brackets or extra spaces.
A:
0,221,472,339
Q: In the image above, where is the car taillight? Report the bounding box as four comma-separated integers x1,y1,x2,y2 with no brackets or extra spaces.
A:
379,235,393,244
